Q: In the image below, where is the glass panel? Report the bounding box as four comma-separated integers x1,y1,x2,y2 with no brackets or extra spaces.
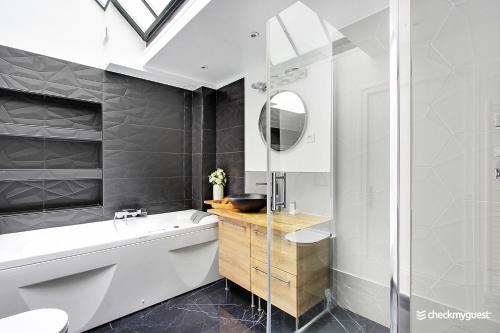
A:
264,1,390,332
278,2,334,55
116,0,155,32
268,17,297,65
410,0,500,332
145,0,172,15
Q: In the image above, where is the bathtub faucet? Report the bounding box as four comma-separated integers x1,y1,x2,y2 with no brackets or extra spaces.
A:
114,208,147,222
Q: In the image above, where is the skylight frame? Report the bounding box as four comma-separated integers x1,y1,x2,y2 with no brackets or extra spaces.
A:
109,0,187,42
94,0,111,9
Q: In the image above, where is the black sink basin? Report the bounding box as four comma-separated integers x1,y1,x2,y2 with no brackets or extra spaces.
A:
228,194,267,212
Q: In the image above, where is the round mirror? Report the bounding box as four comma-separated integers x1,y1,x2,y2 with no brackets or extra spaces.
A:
259,91,307,151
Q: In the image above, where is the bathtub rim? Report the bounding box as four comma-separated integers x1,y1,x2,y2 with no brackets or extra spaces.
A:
0,210,219,271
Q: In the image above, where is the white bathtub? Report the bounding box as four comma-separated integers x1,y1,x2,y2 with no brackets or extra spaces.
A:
0,210,220,333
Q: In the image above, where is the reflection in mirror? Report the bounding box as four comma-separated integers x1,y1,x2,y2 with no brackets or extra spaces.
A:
259,91,307,151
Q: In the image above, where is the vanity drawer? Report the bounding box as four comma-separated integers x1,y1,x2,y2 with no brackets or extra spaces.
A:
251,258,298,317
251,225,297,275
219,217,251,290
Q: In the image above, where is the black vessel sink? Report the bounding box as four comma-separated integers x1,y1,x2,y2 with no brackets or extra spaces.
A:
228,194,267,212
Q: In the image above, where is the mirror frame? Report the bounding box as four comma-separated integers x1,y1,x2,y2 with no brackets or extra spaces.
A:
258,90,308,152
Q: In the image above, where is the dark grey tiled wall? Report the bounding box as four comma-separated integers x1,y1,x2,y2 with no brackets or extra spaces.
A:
215,79,244,195
0,45,192,233
0,137,101,169
0,88,102,130
191,87,216,210
102,71,190,217
0,45,245,233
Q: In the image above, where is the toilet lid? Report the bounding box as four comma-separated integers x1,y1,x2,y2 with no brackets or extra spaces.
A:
0,308,68,333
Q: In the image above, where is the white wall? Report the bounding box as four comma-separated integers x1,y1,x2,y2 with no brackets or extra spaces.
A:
244,58,332,172
332,47,390,326
0,0,146,70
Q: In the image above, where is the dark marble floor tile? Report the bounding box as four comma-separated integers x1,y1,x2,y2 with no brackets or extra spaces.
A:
85,280,389,333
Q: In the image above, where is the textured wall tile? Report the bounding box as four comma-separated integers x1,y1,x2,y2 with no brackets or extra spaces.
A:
44,179,101,209
0,74,45,93
0,206,104,234
103,94,183,130
0,45,193,233
0,46,103,102
103,122,183,153
0,46,45,79
46,98,101,131
45,140,101,169
142,200,186,215
103,151,183,179
0,90,46,126
0,180,44,213
0,136,44,169
103,177,185,216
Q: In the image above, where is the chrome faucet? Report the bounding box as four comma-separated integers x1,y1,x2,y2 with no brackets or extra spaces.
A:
256,172,286,212
113,208,147,223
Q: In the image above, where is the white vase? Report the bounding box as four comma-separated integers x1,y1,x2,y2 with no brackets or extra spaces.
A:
213,184,224,200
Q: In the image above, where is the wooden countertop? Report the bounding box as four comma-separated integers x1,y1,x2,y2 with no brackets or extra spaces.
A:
207,208,328,233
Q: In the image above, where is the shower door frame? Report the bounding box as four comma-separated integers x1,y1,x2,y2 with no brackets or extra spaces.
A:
389,0,411,333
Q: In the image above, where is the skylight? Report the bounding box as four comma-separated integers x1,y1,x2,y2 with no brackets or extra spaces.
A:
95,0,186,41
268,1,344,66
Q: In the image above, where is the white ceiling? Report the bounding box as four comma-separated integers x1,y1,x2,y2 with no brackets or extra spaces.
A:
143,0,389,89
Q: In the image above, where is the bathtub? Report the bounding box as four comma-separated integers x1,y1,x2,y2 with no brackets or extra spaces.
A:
0,210,220,333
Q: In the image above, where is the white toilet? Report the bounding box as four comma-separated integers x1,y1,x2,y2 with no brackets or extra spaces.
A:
0,309,68,333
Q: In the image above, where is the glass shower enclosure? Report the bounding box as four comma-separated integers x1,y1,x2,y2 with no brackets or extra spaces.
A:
262,1,391,332
258,0,500,332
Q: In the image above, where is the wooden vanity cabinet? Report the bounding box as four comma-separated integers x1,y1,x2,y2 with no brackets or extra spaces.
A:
214,209,330,319
218,216,251,290
250,224,329,317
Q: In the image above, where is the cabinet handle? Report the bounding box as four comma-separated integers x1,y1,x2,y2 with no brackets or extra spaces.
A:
222,220,246,231
252,266,291,285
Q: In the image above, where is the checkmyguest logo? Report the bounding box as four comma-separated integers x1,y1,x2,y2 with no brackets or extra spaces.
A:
415,310,492,321
416,310,427,320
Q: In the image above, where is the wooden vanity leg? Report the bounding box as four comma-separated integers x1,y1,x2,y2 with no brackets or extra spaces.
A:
225,278,229,291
